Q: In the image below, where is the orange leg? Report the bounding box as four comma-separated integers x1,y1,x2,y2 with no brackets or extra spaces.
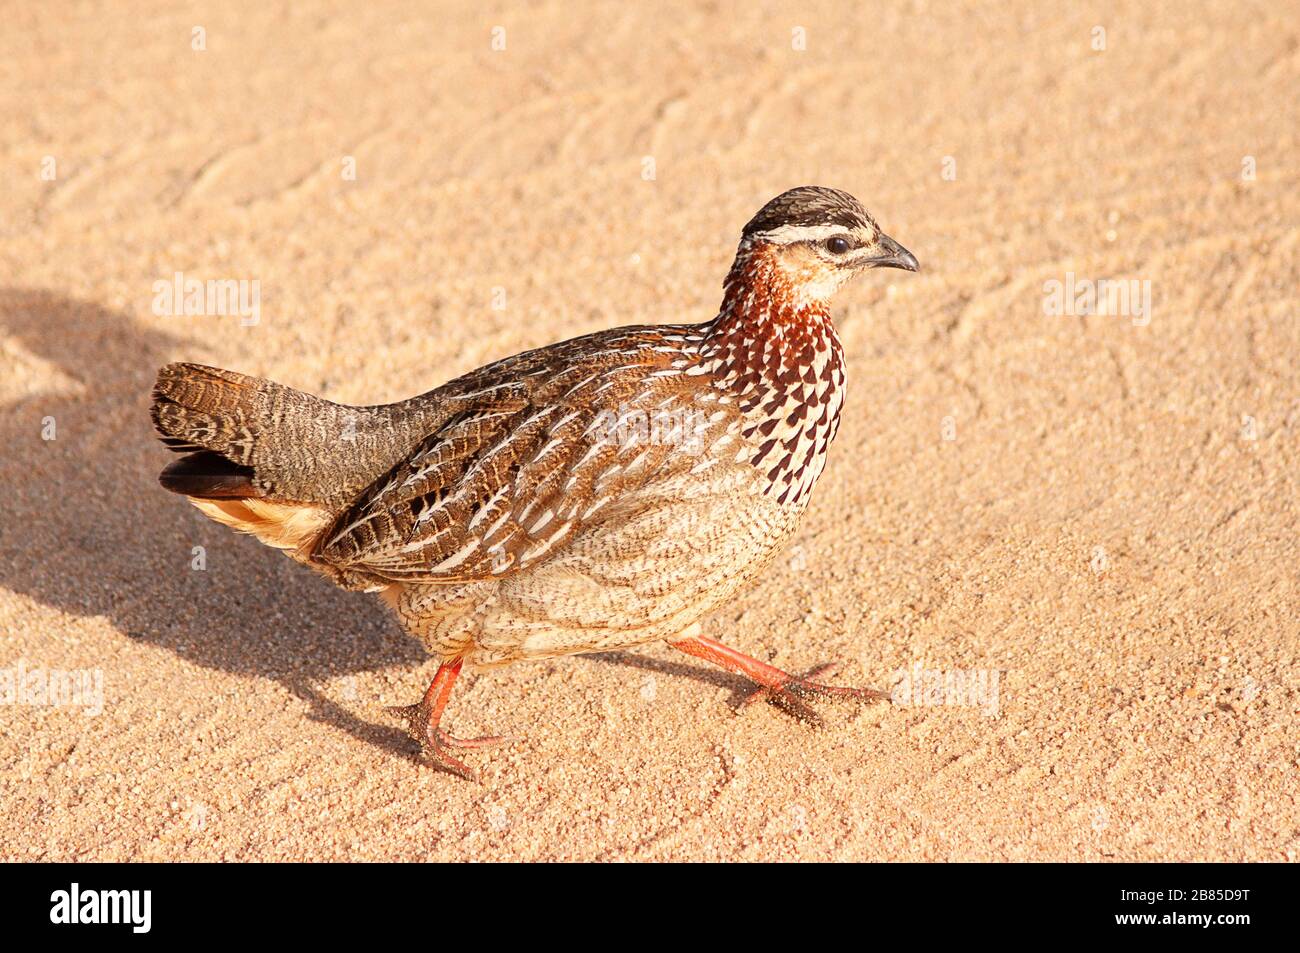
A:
669,634,888,724
388,659,515,782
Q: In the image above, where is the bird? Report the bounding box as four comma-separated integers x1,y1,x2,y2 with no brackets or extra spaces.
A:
150,186,919,780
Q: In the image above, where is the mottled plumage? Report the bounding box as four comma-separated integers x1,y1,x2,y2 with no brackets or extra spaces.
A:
151,186,918,779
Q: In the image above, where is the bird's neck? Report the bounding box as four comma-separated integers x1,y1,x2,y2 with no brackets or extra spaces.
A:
703,248,843,409
701,247,846,507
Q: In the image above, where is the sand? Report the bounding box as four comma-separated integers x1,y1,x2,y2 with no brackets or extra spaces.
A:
1,1,1297,861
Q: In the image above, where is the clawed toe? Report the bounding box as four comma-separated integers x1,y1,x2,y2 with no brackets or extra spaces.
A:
672,636,890,726
385,701,424,730
385,660,518,782
435,730,518,751
738,660,890,723
746,686,825,726
387,708,518,781
418,737,481,782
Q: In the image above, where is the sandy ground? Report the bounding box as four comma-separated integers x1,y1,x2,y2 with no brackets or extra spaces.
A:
1,1,1297,862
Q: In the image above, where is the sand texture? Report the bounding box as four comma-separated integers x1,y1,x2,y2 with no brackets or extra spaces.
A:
1,1,1297,861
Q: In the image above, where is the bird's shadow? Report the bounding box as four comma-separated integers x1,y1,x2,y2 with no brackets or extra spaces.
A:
0,289,423,758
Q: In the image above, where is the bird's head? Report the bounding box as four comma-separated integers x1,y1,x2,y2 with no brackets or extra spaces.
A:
734,186,918,309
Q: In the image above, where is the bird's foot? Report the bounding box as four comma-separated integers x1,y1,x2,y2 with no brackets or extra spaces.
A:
669,635,889,726
737,661,890,724
387,699,517,782
386,658,517,782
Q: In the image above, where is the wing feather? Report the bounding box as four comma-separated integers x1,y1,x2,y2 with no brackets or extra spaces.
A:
313,325,716,583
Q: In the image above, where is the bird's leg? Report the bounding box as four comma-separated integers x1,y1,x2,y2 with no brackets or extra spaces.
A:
668,634,889,724
387,659,515,781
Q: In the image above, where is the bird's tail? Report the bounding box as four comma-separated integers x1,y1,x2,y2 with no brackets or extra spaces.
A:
153,363,292,496
150,362,344,554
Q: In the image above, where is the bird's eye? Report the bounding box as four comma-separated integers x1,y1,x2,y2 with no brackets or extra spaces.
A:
825,236,852,255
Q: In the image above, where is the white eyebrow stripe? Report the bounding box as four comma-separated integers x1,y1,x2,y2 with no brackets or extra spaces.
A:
747,223,856,244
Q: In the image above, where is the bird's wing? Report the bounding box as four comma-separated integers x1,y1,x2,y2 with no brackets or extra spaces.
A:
313,325,718,583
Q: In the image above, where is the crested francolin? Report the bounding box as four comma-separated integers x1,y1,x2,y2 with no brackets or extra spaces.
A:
151,186,918,780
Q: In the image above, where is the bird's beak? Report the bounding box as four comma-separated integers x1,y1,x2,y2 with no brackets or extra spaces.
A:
867,233,919,272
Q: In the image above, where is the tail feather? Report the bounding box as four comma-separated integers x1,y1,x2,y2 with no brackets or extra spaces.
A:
151,362,338,555
151,362,266,466
149,361,439,590
151,361,345,501
152,362,276,503
158,450,259,499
